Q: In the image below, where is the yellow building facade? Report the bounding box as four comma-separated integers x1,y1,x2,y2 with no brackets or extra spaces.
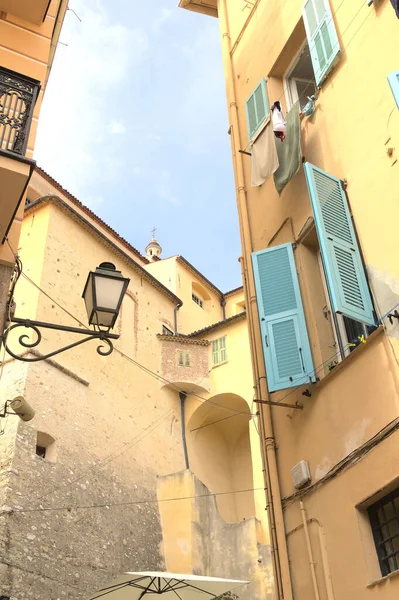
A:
179,1,399,600
0,0,67,347
0,167,272,599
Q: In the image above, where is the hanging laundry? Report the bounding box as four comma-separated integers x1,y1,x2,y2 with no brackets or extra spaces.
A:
271,101,286,141
273,101,302,196
250,116,279,187
390,0,399,17
301,95,316,117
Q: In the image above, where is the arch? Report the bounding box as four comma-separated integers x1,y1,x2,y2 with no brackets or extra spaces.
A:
186,393,255,523
192,281,211,302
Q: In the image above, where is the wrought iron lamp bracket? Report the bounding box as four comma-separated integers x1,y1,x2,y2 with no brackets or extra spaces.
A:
4,317,119,363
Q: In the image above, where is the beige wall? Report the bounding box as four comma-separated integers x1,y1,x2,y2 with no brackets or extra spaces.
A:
180,0,399,599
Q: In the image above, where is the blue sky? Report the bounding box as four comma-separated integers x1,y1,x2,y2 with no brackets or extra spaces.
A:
35,0,241,292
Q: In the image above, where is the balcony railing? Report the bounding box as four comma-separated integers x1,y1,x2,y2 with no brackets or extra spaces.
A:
0,67,40,156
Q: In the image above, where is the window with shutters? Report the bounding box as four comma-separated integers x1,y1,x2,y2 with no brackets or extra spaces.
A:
368,486,399,577
388,70,399,109
284,42,317,111
178,351,191,367
245,78,269,141
302,0,341,86
212,336,227,367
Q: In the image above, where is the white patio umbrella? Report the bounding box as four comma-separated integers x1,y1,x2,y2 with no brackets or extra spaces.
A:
88,571,249,600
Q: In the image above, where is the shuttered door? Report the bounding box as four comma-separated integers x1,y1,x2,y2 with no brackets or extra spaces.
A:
302,0,340,86
252,243,315,392
304,163,374,325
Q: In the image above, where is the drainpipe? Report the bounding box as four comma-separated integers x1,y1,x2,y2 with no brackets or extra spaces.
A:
300,501,321,600
218,2,293,600
221,296,226,320
179,391,189,469
174,303,182,335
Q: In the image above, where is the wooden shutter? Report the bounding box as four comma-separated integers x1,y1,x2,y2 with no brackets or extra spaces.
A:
302,0,340,86
212,339,219,365
220,336,227,363
252,244,315,392
245,78,269,140
388,70,399,109
304,163,374,326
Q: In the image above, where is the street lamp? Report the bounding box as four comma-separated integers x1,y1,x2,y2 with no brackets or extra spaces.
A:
4,262,130,363
82,262,130,330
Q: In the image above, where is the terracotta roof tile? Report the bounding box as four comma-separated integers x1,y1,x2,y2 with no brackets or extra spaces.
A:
188,311,246,337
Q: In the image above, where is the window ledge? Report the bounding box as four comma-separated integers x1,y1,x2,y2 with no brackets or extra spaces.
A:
316,326,384,388
367,568,399,588
212,361,228,369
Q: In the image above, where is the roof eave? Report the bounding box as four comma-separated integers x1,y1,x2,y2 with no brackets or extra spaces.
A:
178,0,218,18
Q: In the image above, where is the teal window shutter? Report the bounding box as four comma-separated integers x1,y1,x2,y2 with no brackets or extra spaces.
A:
245,78,269,141
252,243,315,392
388,70,399,109
304,163,374,326
302,0,340,86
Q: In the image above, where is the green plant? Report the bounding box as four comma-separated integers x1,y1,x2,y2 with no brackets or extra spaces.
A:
214,592,239,600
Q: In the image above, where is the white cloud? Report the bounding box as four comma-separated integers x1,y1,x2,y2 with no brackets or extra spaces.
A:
34,0,148,205
107,120,127,135
153,7,173,34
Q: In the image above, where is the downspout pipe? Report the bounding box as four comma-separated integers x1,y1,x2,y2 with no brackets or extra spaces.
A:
221,296,226,320
174,303,182,335
218,2,293,600
300,501,321,600
179,391,189,469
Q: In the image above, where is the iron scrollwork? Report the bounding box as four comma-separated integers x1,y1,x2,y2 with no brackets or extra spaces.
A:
0,67,40,155
5,318,119,363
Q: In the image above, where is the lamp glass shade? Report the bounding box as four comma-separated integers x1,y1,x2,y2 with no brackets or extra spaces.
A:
82,263,129,330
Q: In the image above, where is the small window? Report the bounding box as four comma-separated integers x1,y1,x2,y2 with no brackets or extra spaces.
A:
284,42,317,111
35,432,56,461
162,325,173,335
192,293,203,309
245,78,269,140
212,336,227,366
178,351,191,367
368,487,399,576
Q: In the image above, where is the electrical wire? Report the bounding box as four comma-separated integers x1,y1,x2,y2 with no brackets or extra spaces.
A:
6,486,266,516
0,558,81,590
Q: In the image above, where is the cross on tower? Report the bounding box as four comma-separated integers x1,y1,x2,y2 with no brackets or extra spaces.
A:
151,227,157,239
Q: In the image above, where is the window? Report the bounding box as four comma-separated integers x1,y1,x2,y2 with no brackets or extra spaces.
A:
285,42,317,111
192,293,203,309
302,0,340,86
388,70,399,109
162,325,173,335
368,487,399,576
252,164,375,392
245,78,269,141
178,351,191,367
35,432,56,461
212,336,227,366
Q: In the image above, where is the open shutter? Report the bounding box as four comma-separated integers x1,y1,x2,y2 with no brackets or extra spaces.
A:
304,163,374,326
220,336,227,363
388,70,399,109
302,0,340,86
245,78,269,140
252,244,315,392
212,339,219,365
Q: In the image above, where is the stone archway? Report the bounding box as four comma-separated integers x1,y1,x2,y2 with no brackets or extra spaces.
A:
186,393,255,523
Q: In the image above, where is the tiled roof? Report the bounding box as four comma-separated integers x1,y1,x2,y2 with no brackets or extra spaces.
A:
224,285,244,297
188,311,246,337
34,166,148,263
157,335,210,346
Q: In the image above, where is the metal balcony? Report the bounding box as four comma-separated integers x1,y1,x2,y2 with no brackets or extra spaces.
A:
0,66,40,156
0,67,38,248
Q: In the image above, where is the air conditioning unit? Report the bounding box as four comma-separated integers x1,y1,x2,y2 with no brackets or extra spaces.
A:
291,460,311,490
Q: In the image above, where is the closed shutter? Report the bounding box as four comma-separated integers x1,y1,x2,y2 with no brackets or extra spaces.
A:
304,163,374,325
252,243,315,392
245,78,269,141
388,70,399,109
302,0,340,86
220,336,227,363
212,339,219,365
